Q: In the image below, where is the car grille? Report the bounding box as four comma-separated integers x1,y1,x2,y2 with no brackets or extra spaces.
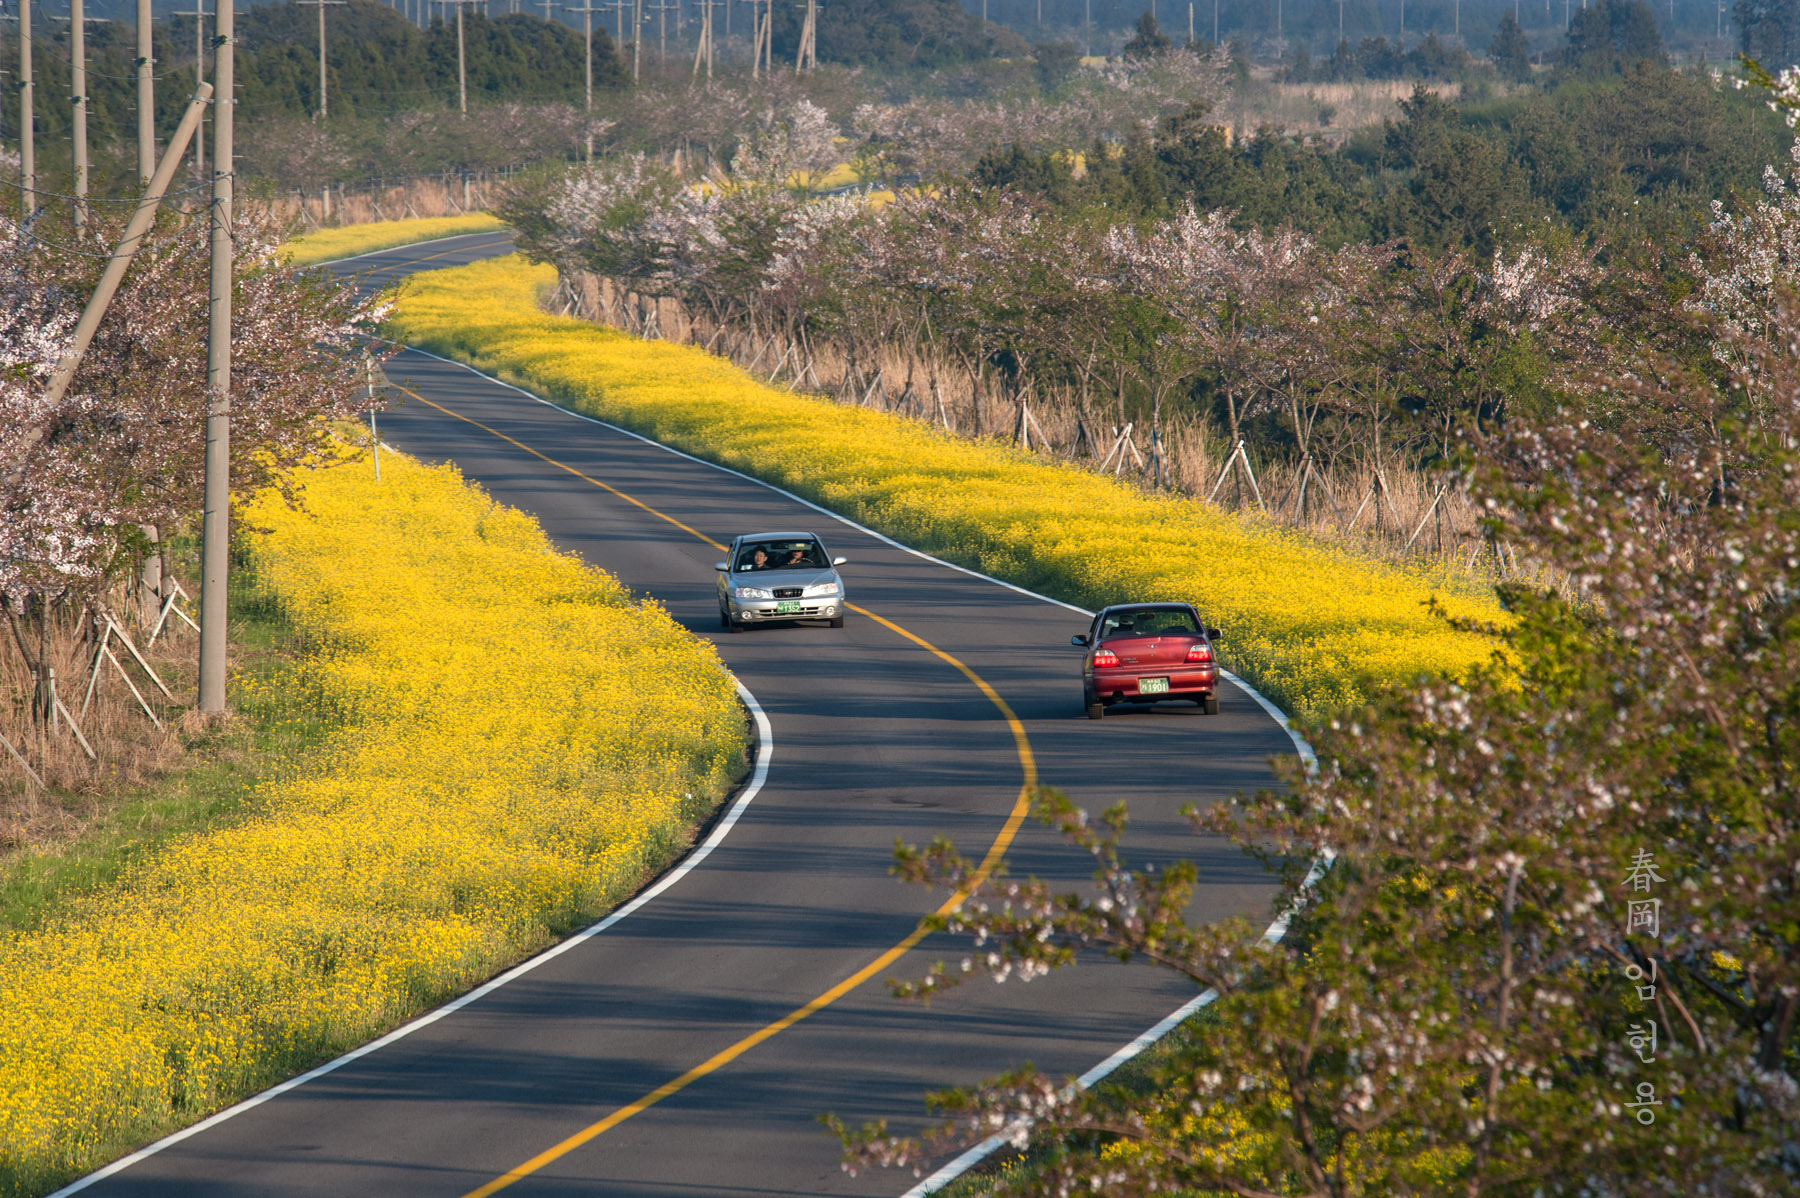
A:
747,605,824,618
772,587,804,599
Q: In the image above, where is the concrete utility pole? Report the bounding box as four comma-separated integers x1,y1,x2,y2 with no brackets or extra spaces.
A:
564,1,601,158
70,0,88,234
177,2,208,176
17,0,33,218
198,0,233,715
690,0,713,76
298,0,346,118
650,0,675,59
442,0,482,113
792,0,816,71
632,0,642,81
136,0,153,181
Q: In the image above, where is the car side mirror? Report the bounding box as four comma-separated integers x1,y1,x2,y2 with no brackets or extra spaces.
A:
714,562,729,572
832,556,847,566
1206,627,1222,640
1071,634,1090,647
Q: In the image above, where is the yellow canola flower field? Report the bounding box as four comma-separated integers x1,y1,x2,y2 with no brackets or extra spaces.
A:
282,213,507,268
0,452,744,1195
391,254,1505,720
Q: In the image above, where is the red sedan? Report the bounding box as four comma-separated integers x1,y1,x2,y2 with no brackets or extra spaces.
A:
1073,603,1222,720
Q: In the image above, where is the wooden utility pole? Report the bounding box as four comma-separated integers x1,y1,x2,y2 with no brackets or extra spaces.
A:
792,0,816,71
136,0,153,181
177,2,209,176
563,1,602,157
198,0,234,714
298,0,346,118
16,0,32,218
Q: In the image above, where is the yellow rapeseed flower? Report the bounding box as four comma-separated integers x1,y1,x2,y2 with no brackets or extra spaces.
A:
0,450,743,1194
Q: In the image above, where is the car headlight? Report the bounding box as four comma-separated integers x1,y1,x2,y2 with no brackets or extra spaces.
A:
804,582,840,597
734,586,773,599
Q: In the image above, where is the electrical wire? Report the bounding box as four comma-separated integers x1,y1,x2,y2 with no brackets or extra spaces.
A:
0,176,216,201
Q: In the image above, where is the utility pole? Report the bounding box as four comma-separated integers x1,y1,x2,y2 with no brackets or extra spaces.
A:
650,0,675,59
792,0,816,71
298,0,345,119
442,0,482,113
136,0,153,181
16,0,33,218
690,0,713,76
177,1,208,177
198,0,234,715
632,0,642,80
69,0,89,234
564,1,601,157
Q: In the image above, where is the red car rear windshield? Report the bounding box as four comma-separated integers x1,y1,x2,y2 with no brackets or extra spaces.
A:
1100,609,1200,639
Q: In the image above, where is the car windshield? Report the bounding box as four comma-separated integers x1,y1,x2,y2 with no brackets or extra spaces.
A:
1100,609,1200,639
736,540,825,571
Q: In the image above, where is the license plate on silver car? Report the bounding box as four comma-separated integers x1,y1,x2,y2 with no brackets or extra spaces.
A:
1139,676,1170,695
776,601,803,614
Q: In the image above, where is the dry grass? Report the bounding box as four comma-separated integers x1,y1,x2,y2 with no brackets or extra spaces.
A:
0,590,194,852
275,173,509,231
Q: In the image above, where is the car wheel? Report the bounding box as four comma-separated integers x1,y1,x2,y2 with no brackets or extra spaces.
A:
1203,695,1220,715
829,616,845,628
1086,701,1104,720
719,606,731,629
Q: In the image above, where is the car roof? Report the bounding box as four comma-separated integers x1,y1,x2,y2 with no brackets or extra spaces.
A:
734,531,821,543
1099,602,1196,614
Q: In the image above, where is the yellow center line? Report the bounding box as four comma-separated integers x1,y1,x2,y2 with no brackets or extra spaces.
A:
390,386,1036,1198
326,234,514,276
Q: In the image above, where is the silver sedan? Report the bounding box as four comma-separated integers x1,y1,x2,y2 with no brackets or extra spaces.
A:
716,532,848,631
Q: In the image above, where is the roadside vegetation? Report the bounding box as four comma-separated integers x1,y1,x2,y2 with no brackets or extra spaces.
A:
0,449,746,1196
390,252,1502,720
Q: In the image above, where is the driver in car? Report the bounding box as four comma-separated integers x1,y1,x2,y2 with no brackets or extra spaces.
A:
781,547,810,568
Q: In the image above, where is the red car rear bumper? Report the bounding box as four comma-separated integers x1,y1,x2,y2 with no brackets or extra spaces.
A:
1089,667,1217,702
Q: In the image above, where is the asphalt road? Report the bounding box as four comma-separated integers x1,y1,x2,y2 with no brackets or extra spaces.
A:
66,233,1295,1198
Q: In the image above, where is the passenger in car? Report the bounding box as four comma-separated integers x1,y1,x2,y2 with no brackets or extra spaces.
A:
745,547,771,571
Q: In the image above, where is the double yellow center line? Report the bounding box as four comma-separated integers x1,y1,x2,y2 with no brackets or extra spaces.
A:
388,386,1035,1197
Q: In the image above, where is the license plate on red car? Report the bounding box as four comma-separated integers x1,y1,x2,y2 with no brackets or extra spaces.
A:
1139,676,1170,694
776,601,802,614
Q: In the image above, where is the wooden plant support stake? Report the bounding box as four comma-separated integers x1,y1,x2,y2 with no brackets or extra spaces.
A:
1404,485,1449,553
103,645,164,731
0,729,44,789
148,578,200,646
103,614,172,699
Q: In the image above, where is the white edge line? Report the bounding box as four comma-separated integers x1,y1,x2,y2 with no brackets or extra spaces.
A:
388,343,1335,1198
302,228,514,270
45,681,774,1198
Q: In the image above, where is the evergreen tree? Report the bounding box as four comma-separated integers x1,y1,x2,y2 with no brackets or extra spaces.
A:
1564,0,1665,74
1734,0,1800,68
1122,11,1173,58
1489,13,1533,81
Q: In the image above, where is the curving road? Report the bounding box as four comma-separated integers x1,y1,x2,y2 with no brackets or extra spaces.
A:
63,233,1295,1198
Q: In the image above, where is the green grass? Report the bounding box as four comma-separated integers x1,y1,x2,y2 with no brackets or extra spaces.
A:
0,551,338,933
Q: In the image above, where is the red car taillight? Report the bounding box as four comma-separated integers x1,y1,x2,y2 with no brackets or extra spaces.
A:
1186,643,1213,664
1092,647,1120,668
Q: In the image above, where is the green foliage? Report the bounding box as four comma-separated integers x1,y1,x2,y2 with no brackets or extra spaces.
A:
1122,12,1173,59
770,0,1029,68
1488,13,1533,83
1734,0,1800,65
1563,0,1666,74
971,65,1790,254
